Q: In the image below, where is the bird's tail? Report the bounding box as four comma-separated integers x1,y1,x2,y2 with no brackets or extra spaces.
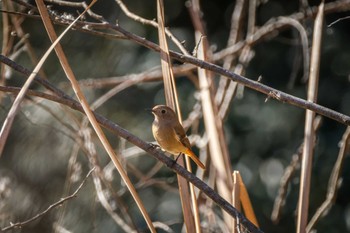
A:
184,148,206,169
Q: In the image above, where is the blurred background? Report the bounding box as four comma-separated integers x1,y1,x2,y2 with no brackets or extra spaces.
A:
1,0,350,232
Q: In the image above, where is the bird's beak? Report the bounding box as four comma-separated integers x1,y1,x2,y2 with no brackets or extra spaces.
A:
145,108,154,114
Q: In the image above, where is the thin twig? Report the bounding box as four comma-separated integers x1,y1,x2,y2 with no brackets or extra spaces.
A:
271,116,322,223
44,0,104,20
328,15,350,27
306,126,350,232
78,64,195,88
1,168,95,232
81,128,137,233
276,17,309,83
115,0,190,55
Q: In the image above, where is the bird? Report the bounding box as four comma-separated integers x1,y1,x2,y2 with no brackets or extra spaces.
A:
150,105,205,169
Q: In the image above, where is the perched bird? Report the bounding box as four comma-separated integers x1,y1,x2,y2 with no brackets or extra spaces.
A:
150,105,205,169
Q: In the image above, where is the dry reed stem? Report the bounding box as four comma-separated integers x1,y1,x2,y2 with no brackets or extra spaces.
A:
6,0,48,79
232,171,241,233
1,0,11,87
188,0,234,229
34,1,156,232
214,0,246,110
297,2,324,233
156,0,197,232
232,170,260,233
237,172,258,227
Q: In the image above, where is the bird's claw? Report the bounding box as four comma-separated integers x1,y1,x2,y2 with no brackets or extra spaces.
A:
171,153,182,167
148,143,160,150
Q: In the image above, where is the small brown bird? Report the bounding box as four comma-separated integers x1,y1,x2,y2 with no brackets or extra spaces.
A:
151,105,205,169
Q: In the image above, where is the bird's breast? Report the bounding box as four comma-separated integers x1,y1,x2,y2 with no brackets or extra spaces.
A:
152,122,183,155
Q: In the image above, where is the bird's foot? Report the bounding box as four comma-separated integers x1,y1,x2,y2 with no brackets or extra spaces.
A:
148,143,160,150
171,153,182,167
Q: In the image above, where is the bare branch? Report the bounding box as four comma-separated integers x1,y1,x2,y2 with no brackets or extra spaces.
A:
115,0,190,55
306,126,350,232
271,116,322,223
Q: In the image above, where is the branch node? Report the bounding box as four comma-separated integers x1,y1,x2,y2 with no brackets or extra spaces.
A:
266,90,282,103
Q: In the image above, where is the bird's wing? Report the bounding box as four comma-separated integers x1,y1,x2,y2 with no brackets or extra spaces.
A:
173,122,206,169
173,122,191,148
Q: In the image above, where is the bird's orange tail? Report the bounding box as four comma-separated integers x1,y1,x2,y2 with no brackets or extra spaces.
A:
184,148,206,169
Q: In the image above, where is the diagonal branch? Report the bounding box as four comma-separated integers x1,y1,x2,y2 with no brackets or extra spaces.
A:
102,21,350,126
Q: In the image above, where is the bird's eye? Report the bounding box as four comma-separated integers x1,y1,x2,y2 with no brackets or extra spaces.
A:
161,109,166,114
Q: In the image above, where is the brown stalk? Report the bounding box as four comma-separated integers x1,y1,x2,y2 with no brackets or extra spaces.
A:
214,0,246,110
188,0,234,230
156,0,197,232
232,170,259,233
237,172,258,227
232,171,241,233
34,1,155,232
7,0,47,79
297,2,324,233
1,0,11,87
